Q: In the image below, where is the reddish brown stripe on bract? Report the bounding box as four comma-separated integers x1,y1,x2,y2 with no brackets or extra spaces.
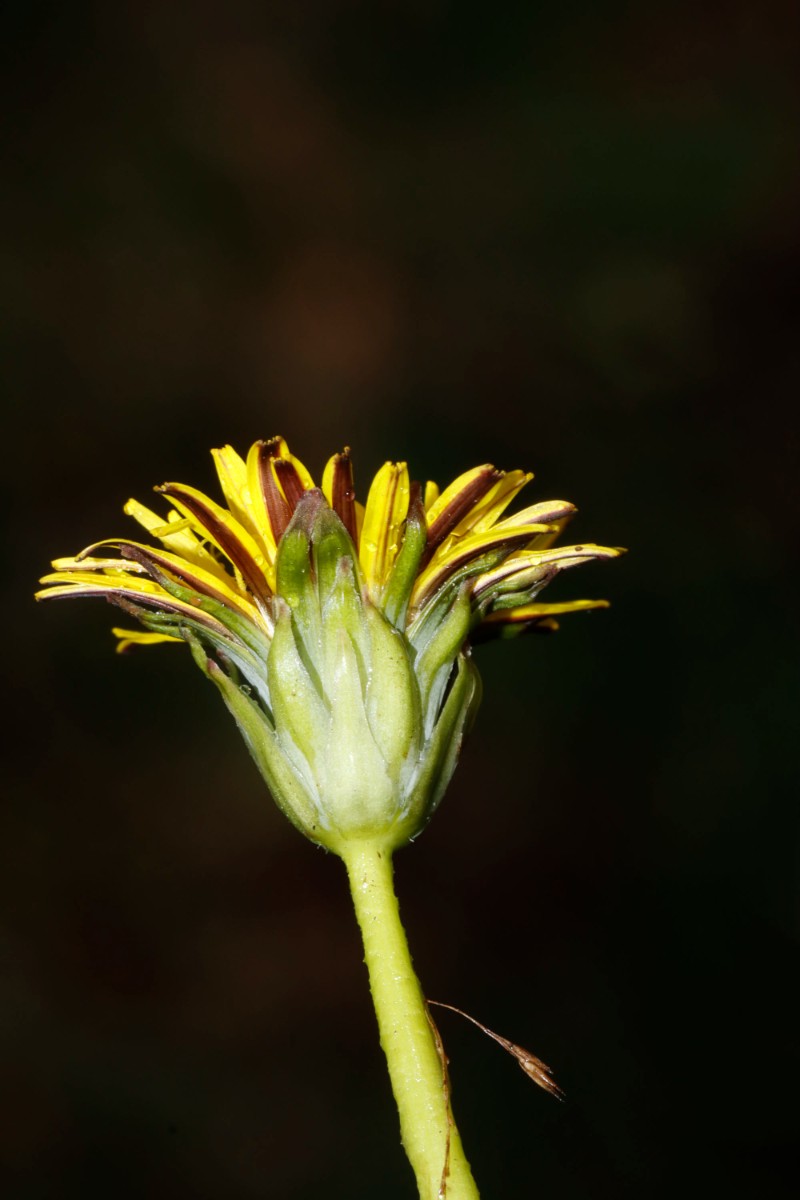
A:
407,480,423,527
421,466,500,567
106,590,218,625
256,443,291,543
157,485,271,605
273,458,307,513
50,585,228,636
330,449,357,543
117,544,247,614
415,527,537,607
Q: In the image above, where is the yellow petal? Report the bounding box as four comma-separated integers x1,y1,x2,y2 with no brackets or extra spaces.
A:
424,480,440,511
321,454,337,506
428,469,533,563
211,444,250,517
214,446,286,566
482,599,610,628
51,554,147,573
157,482,274,601
412,521,554,607
279,441,315,492
466,470,533,533
474,542,623,595
424,464,497,530
360,462,410,593
490,500,578,552
322,449,358,543
516,542,624,567
212,444,276,563
123,498,229,580
491,499,576,530
38,570,169,595
37,575,240,642
111,628,182,653
498,599,609,618
250,438,316,540
244,442,280,560
78,539,260,622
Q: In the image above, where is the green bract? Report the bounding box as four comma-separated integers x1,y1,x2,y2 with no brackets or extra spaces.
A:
196,491,480,852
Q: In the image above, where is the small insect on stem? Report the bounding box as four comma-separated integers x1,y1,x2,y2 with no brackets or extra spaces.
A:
427,1000,565,1102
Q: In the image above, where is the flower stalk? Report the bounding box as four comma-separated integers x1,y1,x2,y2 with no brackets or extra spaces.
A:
343,840,479,1200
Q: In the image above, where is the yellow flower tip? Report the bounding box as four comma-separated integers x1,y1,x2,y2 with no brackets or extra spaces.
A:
111,627,182,653
244,439,316,546
360,460,411,594
423,480,440,511
537,617,560,633
322,447,358,543
569,543,627,559
49,555,84,571
38,438,622,666
262,434,290,458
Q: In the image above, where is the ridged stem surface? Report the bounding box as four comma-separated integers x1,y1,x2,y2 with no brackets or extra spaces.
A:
342,841,480,1199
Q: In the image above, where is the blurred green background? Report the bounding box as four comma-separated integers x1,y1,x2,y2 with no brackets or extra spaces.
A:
3,3,798,1196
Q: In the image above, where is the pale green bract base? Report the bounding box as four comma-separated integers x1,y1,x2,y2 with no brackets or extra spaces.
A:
189,494,481,855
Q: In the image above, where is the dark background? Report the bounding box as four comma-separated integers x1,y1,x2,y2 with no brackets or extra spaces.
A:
3,3,799,1197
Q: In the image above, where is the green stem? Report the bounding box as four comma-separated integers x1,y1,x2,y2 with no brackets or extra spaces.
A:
341,840,480,1200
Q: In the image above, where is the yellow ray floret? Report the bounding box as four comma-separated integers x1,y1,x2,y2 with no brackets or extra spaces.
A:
156,482,274,603
37,437,622,652
123,499,230,579
112,628,182,653
423,480,440,512
360,461,410,594
211,444,276,564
